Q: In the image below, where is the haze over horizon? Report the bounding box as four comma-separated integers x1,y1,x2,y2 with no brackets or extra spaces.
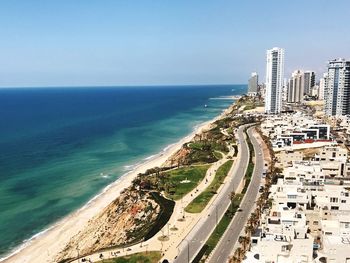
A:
1,0,350,87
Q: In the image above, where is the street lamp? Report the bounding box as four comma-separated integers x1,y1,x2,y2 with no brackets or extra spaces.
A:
76,245,80,263
184,239,190,263
215,203,222,229
182,239,203,263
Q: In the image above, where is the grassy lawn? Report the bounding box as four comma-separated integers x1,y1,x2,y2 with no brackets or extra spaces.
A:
185,160,234,213
164,165,210,200
96,251,161,263
213,151,223,160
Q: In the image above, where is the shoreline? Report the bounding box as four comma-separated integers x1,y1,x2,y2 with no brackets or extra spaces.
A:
1,101,236,263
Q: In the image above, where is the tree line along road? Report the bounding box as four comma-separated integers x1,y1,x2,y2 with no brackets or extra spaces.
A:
173,124,258,263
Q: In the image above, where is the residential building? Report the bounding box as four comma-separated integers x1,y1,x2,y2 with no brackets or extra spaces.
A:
259,83,266,98
248,72,258,96
261,113,331,150
265,47,285,114
287,70,304,103
319,73,328,100
311,85,319,98
324,59,350,116
247,203,314,263
282,78,288,102
304,71,316,96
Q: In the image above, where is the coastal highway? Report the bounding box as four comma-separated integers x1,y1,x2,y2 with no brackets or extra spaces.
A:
207,126,264,263
173,124,252,263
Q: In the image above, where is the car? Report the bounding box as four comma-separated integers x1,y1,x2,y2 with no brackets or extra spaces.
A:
237,208,243,212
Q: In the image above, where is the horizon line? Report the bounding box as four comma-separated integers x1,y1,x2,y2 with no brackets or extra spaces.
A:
0,83,247,89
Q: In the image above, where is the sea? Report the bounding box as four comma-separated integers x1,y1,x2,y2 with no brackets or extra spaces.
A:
0,84,246,258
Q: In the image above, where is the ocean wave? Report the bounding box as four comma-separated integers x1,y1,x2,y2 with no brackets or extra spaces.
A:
209,96,236,100
162,143,175,152
143,154,157,161
99,172,111,179
123,162,143,172
0,224,56,262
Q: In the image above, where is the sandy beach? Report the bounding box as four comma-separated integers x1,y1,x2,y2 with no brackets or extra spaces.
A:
2,102,235,263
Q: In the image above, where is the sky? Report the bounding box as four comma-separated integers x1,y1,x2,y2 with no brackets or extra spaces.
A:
0,0,350,87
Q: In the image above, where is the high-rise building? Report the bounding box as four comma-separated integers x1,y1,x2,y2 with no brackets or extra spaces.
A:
319,72,328,100
303,71,316,95
324,59,350,116
311,85,319,97
258,83,266,98
248,72,258,95
282,78,288,102
287,70,304,103
265,47,285,114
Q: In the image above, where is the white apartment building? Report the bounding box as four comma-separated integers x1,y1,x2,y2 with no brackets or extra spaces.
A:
247,203,314,263
319,73,328,100
261,113,331,150
312,186,350,262
287,70,304,103
248,72,258,96
265,47,285,114
324,59,350,116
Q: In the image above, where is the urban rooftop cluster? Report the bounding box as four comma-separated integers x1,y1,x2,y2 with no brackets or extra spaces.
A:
237,48,350,263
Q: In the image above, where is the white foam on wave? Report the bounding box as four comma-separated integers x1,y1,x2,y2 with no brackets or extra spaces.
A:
162,143,174,152
209,96,236,100
143,154,157,161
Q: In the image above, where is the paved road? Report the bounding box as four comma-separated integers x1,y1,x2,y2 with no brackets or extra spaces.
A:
207,126,265,263
173,124,252,263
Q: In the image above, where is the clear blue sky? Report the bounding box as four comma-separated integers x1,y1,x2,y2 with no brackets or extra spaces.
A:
0,0,349,87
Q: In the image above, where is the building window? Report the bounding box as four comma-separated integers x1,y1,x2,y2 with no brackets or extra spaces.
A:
330,197,338,203
281,245,290,252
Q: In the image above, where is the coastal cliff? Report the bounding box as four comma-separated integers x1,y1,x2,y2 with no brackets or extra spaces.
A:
56,190,162,262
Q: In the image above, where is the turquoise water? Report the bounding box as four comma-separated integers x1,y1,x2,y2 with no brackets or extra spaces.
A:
0,85,246,257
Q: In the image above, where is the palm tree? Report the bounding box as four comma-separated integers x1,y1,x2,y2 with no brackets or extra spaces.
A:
230,191,236,211
249,212,257,226
239,235,250,252
254,207,261,220
256,197,264,212
245,224,254,237
229,255,240,263
235,247,244,261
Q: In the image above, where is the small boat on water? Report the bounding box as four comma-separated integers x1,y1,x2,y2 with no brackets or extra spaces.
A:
204,104,208,108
